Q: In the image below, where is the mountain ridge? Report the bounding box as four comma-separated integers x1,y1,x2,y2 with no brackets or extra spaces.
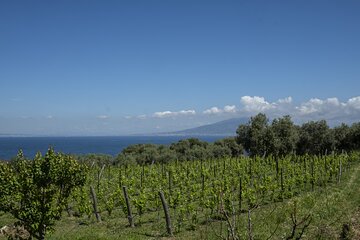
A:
157,117,249,136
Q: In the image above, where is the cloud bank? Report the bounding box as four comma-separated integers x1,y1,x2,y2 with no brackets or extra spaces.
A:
92,96,360,134
153,110,196,118
3,96,359,136
128,96,360,125
203,105,237,114
238,96,360,122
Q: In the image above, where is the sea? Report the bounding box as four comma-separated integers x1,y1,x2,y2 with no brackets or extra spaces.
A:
0,135,224,160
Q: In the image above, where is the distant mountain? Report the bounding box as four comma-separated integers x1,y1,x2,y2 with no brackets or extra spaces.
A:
160,117,249,136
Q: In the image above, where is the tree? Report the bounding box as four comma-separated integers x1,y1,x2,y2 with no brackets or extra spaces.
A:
184,145,211,161
236,113,271,156
0,149,87,240
75,153,114,166
333,123,351,152
297,120,335,155
210,144,232,159
156,145,177,163
119,144,160,164
170,138,209,161
349,122,360,151
214,137,244,157
170,138,208,153
270,115,299,156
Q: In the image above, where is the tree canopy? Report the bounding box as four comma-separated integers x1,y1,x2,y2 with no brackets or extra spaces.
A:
115,137,244,165
236,113,360,157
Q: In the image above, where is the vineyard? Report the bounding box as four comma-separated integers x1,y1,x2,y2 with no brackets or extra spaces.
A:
59,152,360,239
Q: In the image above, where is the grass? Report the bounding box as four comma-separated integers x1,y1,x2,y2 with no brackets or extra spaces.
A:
1,164,360,239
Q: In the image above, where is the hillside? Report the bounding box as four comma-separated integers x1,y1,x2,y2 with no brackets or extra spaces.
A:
162,117,248,136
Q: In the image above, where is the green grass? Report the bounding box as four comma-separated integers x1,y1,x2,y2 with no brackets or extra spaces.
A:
1,164,360,239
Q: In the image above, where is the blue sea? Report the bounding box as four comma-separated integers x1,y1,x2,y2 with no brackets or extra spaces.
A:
0,136,224,160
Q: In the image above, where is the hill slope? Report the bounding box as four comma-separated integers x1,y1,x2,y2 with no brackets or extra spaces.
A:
164,117,248,136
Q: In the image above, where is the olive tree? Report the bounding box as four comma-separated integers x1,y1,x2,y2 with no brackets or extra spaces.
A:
214,137,244,157
0,148,87,240
297,120,335,155
270,115,299,156
236,113,272,156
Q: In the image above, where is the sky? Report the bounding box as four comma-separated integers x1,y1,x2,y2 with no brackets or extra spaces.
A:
0,1,360,136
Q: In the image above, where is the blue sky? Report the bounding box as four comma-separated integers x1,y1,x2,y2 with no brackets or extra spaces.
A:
1,1,360,135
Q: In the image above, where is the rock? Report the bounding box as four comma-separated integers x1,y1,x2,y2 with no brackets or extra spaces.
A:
0,225,9,235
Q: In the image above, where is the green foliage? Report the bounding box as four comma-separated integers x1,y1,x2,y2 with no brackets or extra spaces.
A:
333,123,351,151
210,144,232,158
157,145,178,163
115,137,243,165
79,151,360,236
214,137,243,157
236,113,360,156
297,120,335,155
349,122,360,151
236,113,271,156
170,138,210,161
75,153,114,167
0,148,87,239
116,144,160,165
2,148,360,239
270,115,299,156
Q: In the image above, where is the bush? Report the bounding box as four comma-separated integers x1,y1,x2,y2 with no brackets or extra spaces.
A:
0,149,87,240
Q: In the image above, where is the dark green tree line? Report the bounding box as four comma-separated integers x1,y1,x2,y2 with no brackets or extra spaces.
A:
236,113,360,157
115,137,244,165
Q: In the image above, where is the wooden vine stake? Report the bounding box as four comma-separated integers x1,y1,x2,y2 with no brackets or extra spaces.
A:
122,186,135,227
311,159,314,191
239,177,242,212
159,191,173,236
278,167,284,200
248,208,253,240
90,185,101,222
338,157,342,183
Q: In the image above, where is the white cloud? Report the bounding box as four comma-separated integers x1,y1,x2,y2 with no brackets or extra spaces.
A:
240,96,275,112
136,115,147,120
327,97,341,106
296,97,344,115
97,115,109,119
236,95,360,122
224,105,237,113
153,111,173,118
277,96,293,104
153,110,196,118
203,107,222,114
126,96,360,125
46,115,54,119
295,96,360,119
203,105,237,114
179,110,196,115
346,96,360,111
297,99,322,115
